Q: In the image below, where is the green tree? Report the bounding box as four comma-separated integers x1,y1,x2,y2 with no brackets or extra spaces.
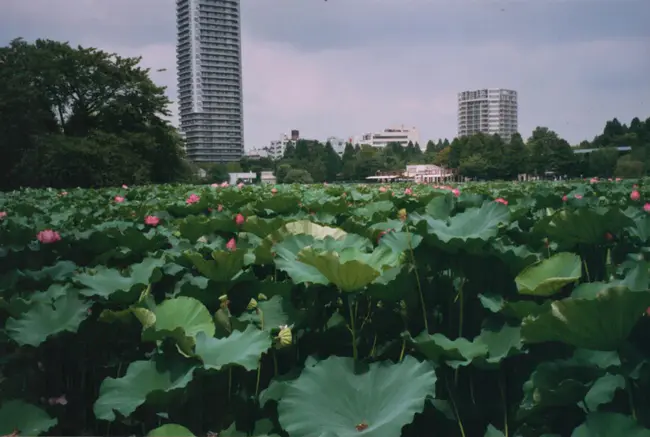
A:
0,38,187,189
589,148,619,177
284,169,313,184
615,155,644,178
503,133,528,178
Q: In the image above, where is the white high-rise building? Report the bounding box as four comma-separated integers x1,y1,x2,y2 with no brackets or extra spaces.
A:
326,137,347,157
457,89,518,141
352,125,420,148
176,0,244,162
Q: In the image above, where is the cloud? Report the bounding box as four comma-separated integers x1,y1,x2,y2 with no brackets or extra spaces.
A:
2,0,649,149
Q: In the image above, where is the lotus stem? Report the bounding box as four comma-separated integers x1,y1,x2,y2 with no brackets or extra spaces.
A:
455,280,465,385
399,339,406,362
255,308,264,397
446,378,467,437
347,296,358,361
228,368,232,400
273,349,278,376
582,257,591,282
499,371,509,437
406,224,428,333
627,377,637,420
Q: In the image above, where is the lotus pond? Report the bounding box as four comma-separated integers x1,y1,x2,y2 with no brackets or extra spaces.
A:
2,181,650,436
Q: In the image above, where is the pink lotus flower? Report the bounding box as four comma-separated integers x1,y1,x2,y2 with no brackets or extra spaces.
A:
186,194,200,205
324,182,328,186
643,203,650,213
452,188,460,197
271,188,278,194
237,182,244,189
562,195,568,202
217,204,223,212
631,190,641,201
605,232,614,241
235,213,245,226
377,228,394,244
59,191,68,197
122,184,128,189
226,238,237,251
404,188,413,195
37,229,61,244
495,198,508,205
575,194,583,199
0,211,6,219
144,215,160,226
379,186,387,193
616,178,622,182
114,196,125,203
590,177,598,184
211,183,219,188
341,192,347,198
221,181,229,187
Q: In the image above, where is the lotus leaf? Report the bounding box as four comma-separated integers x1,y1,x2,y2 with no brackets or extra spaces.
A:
278,355,436,437
515,252,582,296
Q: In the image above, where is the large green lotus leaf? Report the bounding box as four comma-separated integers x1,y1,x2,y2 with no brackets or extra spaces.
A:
350,200,395,221
242,216,289,238
253,193,301,214
296,246,398,292
521,287,650,350
76,257,165,301
5,292,91,346
147,424,195,437
408,332,488,368
474,324,523,367
419,201,510,253
284,220,347,240
274,237,329,285
489,240,540,275
238,295,306,331
479,293,551,319
178,214,237,242
518,360,604,420
582,373,626,412
194,324,272,371
278,355,436,437
538,207,634,247
184,249,246,282
378,230,423,254
571,412,650,437
425,194,454,220
18,260,77,283
142,297,215,354
94,358,196,421
0,400,57,435
515,252,582,297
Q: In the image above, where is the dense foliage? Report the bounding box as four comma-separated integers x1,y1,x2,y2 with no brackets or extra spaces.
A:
3,181,650,436
0,38,190,191
236,117,650,183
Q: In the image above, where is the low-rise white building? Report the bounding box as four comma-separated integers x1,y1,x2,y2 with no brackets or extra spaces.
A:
405,164,453,182
229,172,256,185
260,171,276,184
352,125,420,148
246,147,270,159
269,134,293,160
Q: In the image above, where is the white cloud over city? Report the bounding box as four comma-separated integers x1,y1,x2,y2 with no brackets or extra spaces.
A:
2,0,649,148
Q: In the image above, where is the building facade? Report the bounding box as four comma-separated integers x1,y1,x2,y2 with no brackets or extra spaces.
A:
352,125,420,148
326,137,347,157
405,164,454,183
457,89,518,141
176,0,244,163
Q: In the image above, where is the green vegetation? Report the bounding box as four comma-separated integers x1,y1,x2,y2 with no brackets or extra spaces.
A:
0,38,190,191
2,181,650,436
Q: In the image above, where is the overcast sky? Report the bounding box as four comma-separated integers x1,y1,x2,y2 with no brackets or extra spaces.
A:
2,0,649,148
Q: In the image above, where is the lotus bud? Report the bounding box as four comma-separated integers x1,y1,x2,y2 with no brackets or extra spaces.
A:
219,294,230,310
257,293,268,301
276,325,292,348
247,298,258,310
398,208,407,221
197,235,208,243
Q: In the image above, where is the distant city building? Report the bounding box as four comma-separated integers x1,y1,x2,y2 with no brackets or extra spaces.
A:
228,171,255,185
267,130,299,160
352,125,420,148
176,0,244,163
245,147,270,159
405,164,454,182
457,88,518,141
326,137,347,157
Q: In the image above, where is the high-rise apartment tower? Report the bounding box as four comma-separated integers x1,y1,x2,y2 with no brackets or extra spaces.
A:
457,88,518,141
176,0,244,162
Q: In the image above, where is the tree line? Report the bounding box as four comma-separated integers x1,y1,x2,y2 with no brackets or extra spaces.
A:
222,117,650,183
2,38,648,189
0,38,191,191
